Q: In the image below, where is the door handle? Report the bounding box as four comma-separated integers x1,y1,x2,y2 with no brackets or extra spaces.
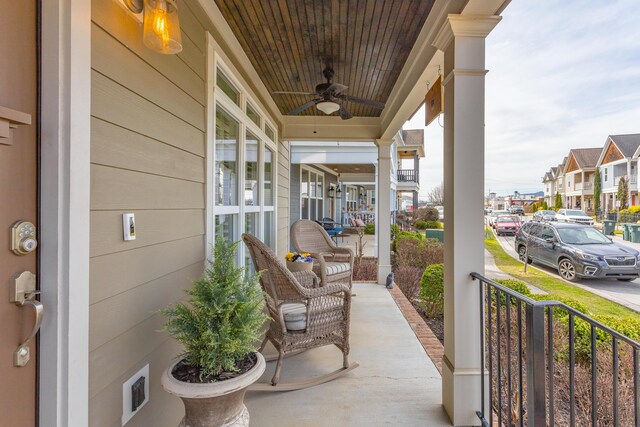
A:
10,271,44,367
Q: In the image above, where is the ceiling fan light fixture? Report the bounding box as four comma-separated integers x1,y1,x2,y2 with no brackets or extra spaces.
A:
316,101,340,115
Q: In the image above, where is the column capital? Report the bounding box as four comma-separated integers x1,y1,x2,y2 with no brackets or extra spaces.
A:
432,14,502,51
375,138,394,147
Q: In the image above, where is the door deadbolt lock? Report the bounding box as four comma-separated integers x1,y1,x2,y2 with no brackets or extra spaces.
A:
11,220,37,255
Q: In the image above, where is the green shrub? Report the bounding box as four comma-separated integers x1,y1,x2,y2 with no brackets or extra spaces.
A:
424,221,443,229
363,223,375,235
495,279,532,297
390,224,400,238
414,220,428,230
415,206,439,222
392,231,424,252
419,264,444,317
162,238,268,380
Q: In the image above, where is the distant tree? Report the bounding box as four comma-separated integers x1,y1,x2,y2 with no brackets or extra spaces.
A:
618,176,629,210
427,182,444,205
541,201,549,211
593,167,601,213
554,192,562,210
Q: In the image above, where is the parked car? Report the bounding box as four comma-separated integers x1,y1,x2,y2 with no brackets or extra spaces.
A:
514,222,640,282
533,209,557,222
488,210,510,226
509,205,525,216
556,209,594,226
495,216,521,236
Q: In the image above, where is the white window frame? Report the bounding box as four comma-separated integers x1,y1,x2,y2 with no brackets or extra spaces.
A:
300,166,325,221
206,35,278,265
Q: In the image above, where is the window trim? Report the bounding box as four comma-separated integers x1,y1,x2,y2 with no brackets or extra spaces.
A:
300,166,325,221
207,36,279,263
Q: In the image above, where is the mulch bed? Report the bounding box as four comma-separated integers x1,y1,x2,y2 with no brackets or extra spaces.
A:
172,352,257,383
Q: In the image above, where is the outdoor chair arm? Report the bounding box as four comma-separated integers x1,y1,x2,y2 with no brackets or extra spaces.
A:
299,283,351,300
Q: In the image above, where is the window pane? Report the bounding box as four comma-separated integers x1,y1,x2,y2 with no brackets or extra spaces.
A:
301,170,308,198
310,173,316,197
246,103,261,127
301,197,308,219
215,108,239,206
244,213,258,270
264,147,274,206
265,124,275,142
264,211,274,250
318,200,323,219
215,214,236,242
245,132,259,206
310,199,317,221
317,175,323,199
216,70,239,105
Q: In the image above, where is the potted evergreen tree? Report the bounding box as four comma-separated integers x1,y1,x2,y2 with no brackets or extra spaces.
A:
161,238,268,427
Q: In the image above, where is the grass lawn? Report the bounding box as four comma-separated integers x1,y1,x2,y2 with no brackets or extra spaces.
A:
485,232,640,322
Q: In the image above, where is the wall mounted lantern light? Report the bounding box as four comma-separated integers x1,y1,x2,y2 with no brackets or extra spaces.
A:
327,186,335,198
124,0,183,54
336,186,342,196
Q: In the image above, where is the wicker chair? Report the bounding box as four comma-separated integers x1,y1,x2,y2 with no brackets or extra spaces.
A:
291,220,354,289
242,233,357,390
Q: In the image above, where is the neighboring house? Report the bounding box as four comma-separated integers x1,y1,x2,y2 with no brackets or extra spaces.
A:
542,167,557,206
563,148,602,212
395,129,425,211
596,134,640,212
554,156,568,207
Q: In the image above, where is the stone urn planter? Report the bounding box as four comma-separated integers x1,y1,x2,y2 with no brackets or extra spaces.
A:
162,352,266,427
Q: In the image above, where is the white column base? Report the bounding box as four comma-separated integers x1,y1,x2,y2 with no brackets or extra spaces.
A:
377,263,392,285
442,356,487,426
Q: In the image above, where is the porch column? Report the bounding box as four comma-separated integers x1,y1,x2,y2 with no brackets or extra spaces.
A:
627,161,633,207
413,190,419,211
433,14,501,426
376,139,393,284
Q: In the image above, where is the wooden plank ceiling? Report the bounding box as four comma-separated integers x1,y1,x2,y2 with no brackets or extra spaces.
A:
214,0,435,117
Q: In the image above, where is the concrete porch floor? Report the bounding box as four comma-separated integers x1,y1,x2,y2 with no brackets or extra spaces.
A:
334,233,376,257
245,283,451,426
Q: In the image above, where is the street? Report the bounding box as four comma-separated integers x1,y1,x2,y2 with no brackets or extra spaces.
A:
493,230,640,312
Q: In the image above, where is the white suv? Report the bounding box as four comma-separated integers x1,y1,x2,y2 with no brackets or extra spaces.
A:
556,209,594,226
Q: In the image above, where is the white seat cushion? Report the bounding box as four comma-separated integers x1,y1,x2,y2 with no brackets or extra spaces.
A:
281,303,307,331
324,262,350,276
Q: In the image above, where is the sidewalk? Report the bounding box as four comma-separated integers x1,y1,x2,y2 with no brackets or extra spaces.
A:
484,249,547,295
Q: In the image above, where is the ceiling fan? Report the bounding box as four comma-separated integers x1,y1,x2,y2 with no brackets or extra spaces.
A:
271,67,385,120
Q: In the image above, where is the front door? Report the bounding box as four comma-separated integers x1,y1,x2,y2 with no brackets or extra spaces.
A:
0,1,40,425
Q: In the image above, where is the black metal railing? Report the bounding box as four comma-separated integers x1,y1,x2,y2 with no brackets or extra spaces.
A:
397,169,417,182
472,272,640,426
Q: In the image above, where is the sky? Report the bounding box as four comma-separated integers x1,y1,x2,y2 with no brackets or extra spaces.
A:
404,0,640,200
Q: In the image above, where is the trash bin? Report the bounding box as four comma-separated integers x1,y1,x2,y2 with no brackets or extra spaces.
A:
622,224,630,241
602,220,616,236
425,229,444,243
629,224,640,243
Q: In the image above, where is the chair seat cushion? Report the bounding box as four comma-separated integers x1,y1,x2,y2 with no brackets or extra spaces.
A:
324,262,350,276
281,303,307,331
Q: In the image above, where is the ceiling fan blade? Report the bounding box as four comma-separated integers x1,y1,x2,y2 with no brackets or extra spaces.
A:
326,83,348,94
272,91,316,96
287,99,318,115
339,95,385,109
338,108,352,120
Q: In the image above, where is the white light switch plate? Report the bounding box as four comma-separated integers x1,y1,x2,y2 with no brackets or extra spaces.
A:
122,364,149,426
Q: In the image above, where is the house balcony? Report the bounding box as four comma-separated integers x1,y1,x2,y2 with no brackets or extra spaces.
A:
245,283,449,426
614,174,638,190
397,168,419,183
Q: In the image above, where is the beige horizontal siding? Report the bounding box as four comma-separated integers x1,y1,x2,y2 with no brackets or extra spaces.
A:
91,118,205,183
90,1,207,425
90,209,204,257
277,140,290,256
91,0,205,104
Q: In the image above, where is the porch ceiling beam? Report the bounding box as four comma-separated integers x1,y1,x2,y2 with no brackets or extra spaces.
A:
282,116,381,141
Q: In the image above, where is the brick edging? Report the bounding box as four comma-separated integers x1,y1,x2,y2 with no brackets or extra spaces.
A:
388,285,443,374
